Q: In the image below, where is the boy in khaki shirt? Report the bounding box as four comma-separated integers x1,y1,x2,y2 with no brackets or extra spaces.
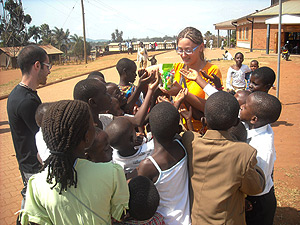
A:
182,91,265,225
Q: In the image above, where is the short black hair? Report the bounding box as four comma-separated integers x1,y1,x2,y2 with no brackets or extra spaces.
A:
149,102,180,142
87,71,105,82
73,79,105,102
250,59,259,66
128,176,160,221
234,51,244,58
17,45,48,74
35,102,53,127
251,91,282,124
252,66,276,87
205,91,240,130
228,121,247,142
116,58,136,75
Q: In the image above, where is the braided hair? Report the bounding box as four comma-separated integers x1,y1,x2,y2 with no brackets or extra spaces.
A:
177,27,205,60
41,100,91,194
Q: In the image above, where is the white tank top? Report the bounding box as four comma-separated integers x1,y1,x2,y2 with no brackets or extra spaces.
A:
148,139,191,225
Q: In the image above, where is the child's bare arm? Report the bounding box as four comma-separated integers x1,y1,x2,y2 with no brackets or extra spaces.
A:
173,88,188,110
137,158,159,182
200,69,223,90
179,106,194,131
125,71,154,113
126,70,159,127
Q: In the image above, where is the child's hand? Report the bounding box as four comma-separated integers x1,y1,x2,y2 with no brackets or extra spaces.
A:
179,105,193,120
157,95,172,104
138,70,154,87
174,88,188,104
180,68,199,81
200,70,222,89
160,80,182,96
148,69,160,91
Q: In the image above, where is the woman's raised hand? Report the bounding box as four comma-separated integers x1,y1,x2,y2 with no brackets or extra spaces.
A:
180,68,199,81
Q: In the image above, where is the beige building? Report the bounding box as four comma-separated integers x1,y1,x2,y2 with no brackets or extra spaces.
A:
214,0,300,53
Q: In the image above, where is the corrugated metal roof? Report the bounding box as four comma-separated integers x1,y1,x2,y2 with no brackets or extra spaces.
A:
250,0,300,17
0,44,63,57
214,19,237,30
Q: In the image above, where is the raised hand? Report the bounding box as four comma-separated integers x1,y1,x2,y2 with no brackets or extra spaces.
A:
174,88,188,104
180,68,199,81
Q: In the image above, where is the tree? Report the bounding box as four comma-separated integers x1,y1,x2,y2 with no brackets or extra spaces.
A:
52,27,70,51
40,23,52,45
204,31,213,39
111,29,123,42
0,0,32,47
70,34,91,58
28,25,40,43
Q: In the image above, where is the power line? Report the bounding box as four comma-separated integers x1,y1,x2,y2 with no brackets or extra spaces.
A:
61,0,80,28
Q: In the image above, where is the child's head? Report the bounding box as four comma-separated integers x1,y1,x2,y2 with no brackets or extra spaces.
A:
234,52,244,66
249,60,259,72
106,82,127,107
249,67,276,93
240,91,282,128
35,102,53,127
234,90,251,106
225,50,228,54
87,71,105,83
85,127,112,163
228,121,247,142
149,102,181,142
128,176,160,221
108,97,124,116
205,91,240,130
41,100,95,193
73,79,112,114
105,117,136,154
116,58,137,83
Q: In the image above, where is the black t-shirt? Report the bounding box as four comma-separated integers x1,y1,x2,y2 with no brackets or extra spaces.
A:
7,84,41,173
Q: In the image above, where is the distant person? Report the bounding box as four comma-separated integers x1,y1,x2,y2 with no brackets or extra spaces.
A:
163,40,167,49
21,100,129,224
148,55,157,66
128,40,133,54
182,91,265,224
154,41,158,50
226,52,251,92
209,39,213,49
7,45,51,213
223,50,233,60
245,60,259,90
118,42,122,53
240,92,282,225
221,39,224,49
137,42,148,69
248,66,275,93
203,39,207,48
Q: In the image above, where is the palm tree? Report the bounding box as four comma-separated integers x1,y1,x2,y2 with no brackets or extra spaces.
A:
70,34,83,58
28,25,41,43
40,23,52,44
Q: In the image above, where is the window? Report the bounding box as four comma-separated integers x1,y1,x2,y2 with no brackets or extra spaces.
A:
246,27,249,40
239,28,242,39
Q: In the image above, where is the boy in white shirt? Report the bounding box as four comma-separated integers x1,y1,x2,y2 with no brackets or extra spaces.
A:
240,91,282,225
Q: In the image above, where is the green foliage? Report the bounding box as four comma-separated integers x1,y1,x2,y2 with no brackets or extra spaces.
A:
0,0,32,46
28,25,40,43
70,34,91,58
40,23,52,45
111,29,123,42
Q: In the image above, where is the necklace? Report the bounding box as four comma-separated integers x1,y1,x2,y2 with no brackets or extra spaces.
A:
19,82,35,91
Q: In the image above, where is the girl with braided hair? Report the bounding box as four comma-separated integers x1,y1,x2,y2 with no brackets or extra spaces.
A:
21,100,129,225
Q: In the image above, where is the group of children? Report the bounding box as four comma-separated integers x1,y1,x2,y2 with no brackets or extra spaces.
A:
21,52,282,225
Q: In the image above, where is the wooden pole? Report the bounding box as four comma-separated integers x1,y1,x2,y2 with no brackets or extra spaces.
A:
81,0,87,64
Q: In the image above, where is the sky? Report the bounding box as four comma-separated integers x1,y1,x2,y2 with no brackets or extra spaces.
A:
20,0,271,41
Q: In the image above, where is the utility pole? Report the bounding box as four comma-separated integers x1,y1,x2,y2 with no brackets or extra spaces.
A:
81,0,87,64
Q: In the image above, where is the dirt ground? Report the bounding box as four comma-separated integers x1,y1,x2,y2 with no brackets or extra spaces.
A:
0,48,299,224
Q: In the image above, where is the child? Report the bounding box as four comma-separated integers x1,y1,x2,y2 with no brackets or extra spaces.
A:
73,78,112,129
85,127,112,163
137,102,191,225
116,58,153,114
234,90,251,106
245,60,259,90
226,52,251,92
182,91,265,225
240,91,282,225
114,176,165,225
21,100,129,224
35,102,52,164
105,117,154,175
87,71,106,83
223,50,233,60
248,66,276,93
148,55,157,66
